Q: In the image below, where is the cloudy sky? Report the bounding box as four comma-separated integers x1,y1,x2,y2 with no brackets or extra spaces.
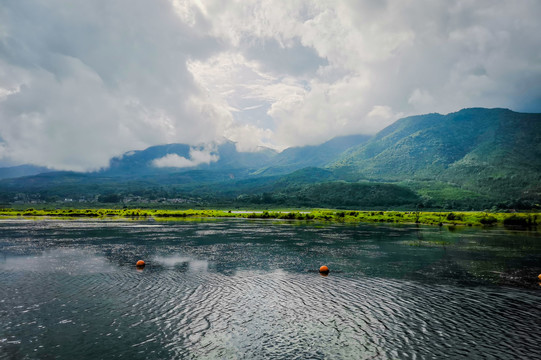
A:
1,0,540,171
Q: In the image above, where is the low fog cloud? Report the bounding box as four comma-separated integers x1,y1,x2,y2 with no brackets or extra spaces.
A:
153,146,219,168
1,0,540,170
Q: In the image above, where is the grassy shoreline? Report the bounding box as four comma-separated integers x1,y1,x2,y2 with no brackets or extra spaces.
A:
0,208,539,227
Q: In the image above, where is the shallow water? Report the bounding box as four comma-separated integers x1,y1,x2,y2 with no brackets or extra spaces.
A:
0,219,540,359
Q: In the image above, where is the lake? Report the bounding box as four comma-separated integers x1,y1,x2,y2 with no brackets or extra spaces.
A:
1,219,540,359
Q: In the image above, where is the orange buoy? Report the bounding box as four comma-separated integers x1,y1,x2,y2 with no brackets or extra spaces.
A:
136,260,145,267
538,274,541,281
319,265,329,275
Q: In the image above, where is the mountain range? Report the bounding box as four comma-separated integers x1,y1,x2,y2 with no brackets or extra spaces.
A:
1,108,539,210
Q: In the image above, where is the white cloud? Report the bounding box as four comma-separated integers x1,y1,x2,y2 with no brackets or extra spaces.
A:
152,146,219,168
153,154,195,168
189,147,220,165
408,89,434,109
224,123,275,152
367,105,397,124
1,0,540,170
195,0,541,147
0,0,230,171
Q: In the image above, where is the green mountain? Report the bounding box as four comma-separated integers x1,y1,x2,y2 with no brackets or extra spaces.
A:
331,108,541,205
171,167,419,208
0,135,374,206
101,135,368,178
1,108,539,210
254,134,370,176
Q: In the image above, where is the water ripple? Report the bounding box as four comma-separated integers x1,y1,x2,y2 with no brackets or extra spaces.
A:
1,220,540,359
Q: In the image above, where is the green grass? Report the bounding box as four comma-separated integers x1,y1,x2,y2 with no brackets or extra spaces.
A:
0,208,539,227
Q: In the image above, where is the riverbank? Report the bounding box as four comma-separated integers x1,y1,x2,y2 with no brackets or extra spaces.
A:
0,208,538,227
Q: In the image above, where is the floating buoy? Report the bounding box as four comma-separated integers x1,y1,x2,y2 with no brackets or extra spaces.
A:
538,274,541,281
136,260,145,267
319,265,329,275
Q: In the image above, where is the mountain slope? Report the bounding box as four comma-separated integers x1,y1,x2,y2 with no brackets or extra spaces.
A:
331,108,541,201
101,134,369,179
254,134,370,176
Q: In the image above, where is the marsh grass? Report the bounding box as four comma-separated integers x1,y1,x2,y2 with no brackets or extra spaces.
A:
0,208,538,227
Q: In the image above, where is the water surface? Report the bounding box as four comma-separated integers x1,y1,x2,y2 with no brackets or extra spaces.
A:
1,219,540,359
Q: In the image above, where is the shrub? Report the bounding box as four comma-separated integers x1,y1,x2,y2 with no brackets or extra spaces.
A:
480,216,497,225
503,215,530,226
446,212,462,221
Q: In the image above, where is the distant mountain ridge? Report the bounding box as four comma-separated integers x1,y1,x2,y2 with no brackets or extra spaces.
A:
0,164,54,180
102,141,277,177
1,108,539,209
98,134,369,178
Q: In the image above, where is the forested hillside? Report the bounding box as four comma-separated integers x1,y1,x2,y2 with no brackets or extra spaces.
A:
331,108,541,207
1,108,539,210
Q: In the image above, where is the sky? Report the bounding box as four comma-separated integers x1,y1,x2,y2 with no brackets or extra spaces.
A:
1,0,540,171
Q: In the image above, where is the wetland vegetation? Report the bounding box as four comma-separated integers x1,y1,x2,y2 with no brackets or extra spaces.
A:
1,207,538,227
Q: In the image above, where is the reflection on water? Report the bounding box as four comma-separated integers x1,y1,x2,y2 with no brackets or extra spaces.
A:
0,219,540,359
0,249,115,274
153,255,209,272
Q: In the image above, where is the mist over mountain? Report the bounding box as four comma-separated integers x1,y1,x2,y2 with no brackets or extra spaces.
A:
1,108,539,210
92,134,369,179
0,165,54,180
102,141,277,178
